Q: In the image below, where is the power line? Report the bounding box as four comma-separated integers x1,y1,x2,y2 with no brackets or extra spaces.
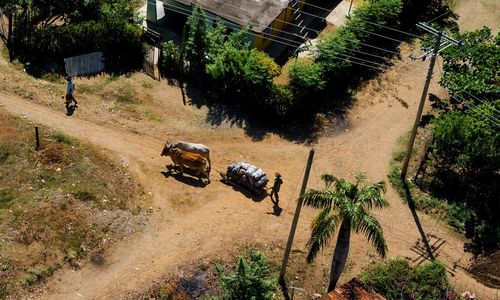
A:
343,24,406,43
170,0,403,56
201,0,322,35
427,10,452,24
290,0,411,43
162,3,304,48
333,51,389,68
449,94,500,128
315,39,398,61
329,54,386,71
296,0,422,39
460,89,500,114
163,2,397,68
273,2,409,43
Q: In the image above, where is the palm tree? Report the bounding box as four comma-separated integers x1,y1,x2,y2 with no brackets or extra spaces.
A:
301,173,388,292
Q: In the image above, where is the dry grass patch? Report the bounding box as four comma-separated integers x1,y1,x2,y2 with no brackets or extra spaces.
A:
0,110,148,298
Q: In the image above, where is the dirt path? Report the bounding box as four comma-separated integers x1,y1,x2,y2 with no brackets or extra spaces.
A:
1,49,498,300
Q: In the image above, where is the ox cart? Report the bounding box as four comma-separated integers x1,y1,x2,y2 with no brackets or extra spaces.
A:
220,162,269,196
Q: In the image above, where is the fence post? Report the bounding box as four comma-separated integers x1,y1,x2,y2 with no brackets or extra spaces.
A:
35,126,40,150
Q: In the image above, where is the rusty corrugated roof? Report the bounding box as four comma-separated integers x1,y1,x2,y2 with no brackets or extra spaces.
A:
320,278,386,300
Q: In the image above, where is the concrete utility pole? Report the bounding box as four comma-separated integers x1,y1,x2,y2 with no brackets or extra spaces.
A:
279,148,315,284
400,32,442,179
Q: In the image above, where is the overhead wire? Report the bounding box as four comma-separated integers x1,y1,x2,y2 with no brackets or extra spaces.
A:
162,3,304,48
427,10,452,24
163,2,392,71
449,94,500,128
296,0,422,39
173,0,404,56
435,60,500,128
273,164,306,241
207,0,321,34
271,2,408,44
460,89,500,114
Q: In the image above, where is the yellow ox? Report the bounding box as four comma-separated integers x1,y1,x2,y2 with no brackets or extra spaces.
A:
162,145,209,182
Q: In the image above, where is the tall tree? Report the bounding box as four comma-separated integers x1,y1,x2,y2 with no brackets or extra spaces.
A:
301,173,388,291
184,6,208,75
0,0,21,60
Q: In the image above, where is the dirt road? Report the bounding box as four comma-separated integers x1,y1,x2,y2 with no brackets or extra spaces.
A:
1,42,497,298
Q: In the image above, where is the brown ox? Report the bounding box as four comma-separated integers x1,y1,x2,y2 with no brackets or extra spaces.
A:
163,146,209,182
161,140,211,174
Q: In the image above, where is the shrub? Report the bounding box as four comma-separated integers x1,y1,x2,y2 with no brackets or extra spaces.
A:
160,40,181,75
360,259,451,299
51,132,72,144
360,259,412,299
212,249,277,300
315,0,403,77
288,61,325,95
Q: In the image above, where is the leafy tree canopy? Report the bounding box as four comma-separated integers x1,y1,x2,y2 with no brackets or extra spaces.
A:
432,100,500,172
440,28,500,103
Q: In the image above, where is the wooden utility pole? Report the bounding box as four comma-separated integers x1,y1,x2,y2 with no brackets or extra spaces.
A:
279,148,315,284
400,32,443,179
348,0,354,17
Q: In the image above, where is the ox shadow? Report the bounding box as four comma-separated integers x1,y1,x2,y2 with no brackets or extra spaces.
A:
161,167,208,188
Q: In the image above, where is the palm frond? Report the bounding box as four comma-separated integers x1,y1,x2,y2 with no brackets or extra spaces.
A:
356,181,388,209
341,200,366,228
355,214,387,257
354,172,366,184
321,173,337,188
334,178,357,199
300,189,337,211
306,210,339,263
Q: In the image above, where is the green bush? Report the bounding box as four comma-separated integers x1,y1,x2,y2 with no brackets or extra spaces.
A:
211,249,277,300
360,259,451,300
316,0,403,76
288,61,325,97
160,41,181,75
51,132,72,145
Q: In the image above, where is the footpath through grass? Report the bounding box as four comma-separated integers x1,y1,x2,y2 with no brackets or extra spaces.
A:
0,109,147,298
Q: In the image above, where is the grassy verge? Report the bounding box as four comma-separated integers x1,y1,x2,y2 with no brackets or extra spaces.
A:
387,128,468,232
0,109,147,297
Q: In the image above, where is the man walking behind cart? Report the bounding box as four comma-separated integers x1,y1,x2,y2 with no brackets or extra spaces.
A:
270,172,283,203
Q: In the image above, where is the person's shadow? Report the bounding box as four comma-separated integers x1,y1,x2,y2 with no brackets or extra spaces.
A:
66,104,76,116
268,198,282,217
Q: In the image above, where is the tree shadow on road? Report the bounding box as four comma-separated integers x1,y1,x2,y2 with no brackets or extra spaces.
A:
185,83,354,144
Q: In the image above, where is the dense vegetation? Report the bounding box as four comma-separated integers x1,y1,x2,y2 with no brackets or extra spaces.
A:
360,259,452,299
389,28,499,252
424,28,499,252
0,0,143,73
288,0,403,106
159,0,419,120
